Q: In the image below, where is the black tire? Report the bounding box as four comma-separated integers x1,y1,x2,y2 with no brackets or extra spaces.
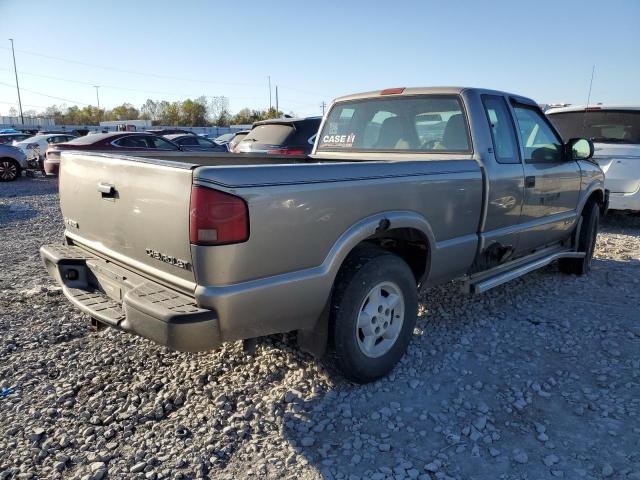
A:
559,201,599,275
0,158,20,182
331,244,418,383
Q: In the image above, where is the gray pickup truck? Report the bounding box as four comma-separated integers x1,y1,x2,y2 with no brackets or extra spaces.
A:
41,87,605,383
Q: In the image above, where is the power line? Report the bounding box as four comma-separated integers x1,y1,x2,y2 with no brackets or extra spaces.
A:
0,80,91,106
0,67,321,107
0,100,51,110
0,46,330,98
0,46,263,88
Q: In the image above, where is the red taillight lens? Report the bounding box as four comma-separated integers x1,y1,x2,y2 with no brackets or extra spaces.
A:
189,186,249,245
266,148,305,155
380,87,405,95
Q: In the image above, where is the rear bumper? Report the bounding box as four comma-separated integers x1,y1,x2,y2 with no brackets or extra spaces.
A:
608,186,640,211
43,158,59,176
40,244,221,352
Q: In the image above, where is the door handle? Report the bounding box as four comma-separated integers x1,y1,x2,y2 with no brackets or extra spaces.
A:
98,182,117,198
525,176,536,188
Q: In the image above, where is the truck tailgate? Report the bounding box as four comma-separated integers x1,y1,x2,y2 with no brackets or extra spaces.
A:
59,152,196,292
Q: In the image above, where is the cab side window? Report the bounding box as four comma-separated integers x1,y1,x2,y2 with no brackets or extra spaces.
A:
512,104,563,163
482,95,519,164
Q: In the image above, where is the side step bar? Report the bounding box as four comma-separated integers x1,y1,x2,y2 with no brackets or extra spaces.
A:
463,249,585,294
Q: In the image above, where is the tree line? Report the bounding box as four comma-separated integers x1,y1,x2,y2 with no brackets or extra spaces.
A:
9,96,290,126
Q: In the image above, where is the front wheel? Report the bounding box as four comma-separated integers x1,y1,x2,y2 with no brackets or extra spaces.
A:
0,159,20,182
331,245,418,383
559,201,599,275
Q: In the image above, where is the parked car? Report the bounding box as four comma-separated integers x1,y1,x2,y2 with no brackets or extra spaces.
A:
0,144,28,181
41,87,604,383
212,132,235,147
547,105,640,211
0,132,30,145
235,117,321,154
146,128,195,136
227,130,250,152
163,134,227,152
44,132,181,175
14,133,77,163
37,130,77,135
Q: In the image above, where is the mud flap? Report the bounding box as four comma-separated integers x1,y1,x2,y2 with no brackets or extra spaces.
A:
297,296,330,358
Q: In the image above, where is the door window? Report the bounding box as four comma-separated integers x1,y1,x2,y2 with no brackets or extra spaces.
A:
177,136,199,146
512,105,563,163
146,136,179,150
482,95,519,164
196,137,215,147
113,136,148,148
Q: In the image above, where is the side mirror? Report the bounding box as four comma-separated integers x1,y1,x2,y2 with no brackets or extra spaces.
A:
567,138,594,161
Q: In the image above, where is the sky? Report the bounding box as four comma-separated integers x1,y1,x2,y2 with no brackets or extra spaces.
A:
1,0,639,118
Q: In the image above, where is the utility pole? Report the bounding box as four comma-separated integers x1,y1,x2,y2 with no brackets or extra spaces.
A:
268,75,272,110
275,86,279,116
8,38,24,124
94,85,101,122
94,86,101,109
320,101,326,115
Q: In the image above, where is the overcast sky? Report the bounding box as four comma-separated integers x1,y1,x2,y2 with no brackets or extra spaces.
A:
1,0,639,117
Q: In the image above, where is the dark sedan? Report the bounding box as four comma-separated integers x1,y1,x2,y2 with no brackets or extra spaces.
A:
163,134,227,152
44,132,180,175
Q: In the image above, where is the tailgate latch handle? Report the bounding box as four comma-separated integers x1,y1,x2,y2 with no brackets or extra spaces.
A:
98,182,117,198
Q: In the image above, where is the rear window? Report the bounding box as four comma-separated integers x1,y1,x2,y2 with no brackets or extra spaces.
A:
548,110,640,144
317,95,470,152
243,124,294,146
228,133,248,149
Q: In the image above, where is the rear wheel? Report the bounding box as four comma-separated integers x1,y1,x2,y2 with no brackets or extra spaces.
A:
331,245,418,383
559,201,599,275
0,159,20,182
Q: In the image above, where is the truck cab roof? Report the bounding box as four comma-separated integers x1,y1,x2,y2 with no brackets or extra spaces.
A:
332,86,538,107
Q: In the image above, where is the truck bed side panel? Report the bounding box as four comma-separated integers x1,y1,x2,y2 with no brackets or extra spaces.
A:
192,159,483,286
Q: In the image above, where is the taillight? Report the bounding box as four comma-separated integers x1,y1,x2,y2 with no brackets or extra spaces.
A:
189,186,249,245
267,148,305,155
380,87,405,95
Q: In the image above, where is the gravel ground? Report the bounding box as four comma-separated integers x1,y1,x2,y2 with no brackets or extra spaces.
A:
1,176,639,480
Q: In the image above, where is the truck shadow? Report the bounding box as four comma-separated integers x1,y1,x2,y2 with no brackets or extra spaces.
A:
0,202,38,227
601,210,640,235
0,176,58,199
276,253,639,478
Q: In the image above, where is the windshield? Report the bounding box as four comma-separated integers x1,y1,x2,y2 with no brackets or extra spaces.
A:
548,110,640,144
317,95,470,152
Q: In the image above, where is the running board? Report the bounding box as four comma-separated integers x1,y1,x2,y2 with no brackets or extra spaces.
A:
463,250,585,294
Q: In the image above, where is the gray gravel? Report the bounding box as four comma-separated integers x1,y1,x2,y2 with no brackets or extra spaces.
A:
1,176,639,480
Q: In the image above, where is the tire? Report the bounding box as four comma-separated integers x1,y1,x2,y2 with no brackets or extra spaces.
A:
559,201,599,275
0,159,20,182
331,245,418,383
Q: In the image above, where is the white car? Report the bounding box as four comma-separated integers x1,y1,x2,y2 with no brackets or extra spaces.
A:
548,106,640,211
13,133,77,161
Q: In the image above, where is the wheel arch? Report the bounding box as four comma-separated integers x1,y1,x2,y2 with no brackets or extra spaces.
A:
577,183,605,216
297,211,434,357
